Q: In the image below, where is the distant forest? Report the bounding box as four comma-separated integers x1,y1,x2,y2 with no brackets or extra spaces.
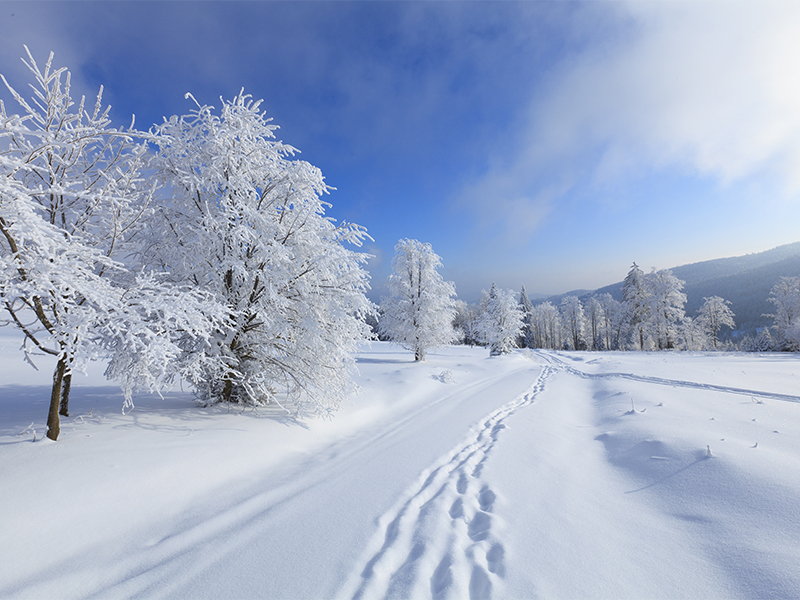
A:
580,242,800,339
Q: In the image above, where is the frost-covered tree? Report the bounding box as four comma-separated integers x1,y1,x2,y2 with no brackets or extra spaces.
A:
477,283,523,356
743,328,773,352
584,296,603,350
531,301,562,349
453,300,481,346
696,296,735,350
646,268,686,350
560,295,585,350
622,262,649,350
767,276,800,351
518,285,536,349
597,293,624,351
1,49,219,440
679,316,704,351
379,239,457,361
146,91,373,414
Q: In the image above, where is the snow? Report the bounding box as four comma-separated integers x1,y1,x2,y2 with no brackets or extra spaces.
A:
2,334,800,599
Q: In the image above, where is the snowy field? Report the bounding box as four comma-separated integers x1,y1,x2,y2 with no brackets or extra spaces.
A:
2,336,800,599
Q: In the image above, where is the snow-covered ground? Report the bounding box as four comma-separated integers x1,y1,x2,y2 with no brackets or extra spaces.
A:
2,336,800,599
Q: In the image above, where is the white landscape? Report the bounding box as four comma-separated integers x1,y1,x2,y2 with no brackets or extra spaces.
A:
4,3,800,599
2,337,800,599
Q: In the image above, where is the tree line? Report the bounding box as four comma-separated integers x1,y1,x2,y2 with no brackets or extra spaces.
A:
4,50,798,441
376,242,800,359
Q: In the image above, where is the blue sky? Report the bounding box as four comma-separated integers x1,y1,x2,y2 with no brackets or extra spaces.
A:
3,1,800,302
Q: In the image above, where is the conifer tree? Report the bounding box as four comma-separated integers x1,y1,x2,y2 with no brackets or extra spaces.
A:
478,283,523,356
519,285,536,349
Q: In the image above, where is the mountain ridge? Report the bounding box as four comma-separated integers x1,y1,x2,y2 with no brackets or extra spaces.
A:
538,241,800,336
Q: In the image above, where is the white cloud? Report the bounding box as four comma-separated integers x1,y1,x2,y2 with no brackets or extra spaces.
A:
579,1,800,185
0,4,120,118
461,1,800,238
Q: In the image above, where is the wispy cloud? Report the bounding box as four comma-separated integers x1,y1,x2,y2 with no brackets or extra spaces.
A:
459,1,800,239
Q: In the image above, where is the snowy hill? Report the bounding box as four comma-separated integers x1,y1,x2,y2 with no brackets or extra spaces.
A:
531,288,592,307
3,338,800,598
589,242,800,336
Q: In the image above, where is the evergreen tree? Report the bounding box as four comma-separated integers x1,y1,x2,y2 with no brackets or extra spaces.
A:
477,283,523,356
519,286,536,349
753,328,774,352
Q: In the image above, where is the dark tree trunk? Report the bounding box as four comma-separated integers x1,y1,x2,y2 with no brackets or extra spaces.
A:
222,376,234,403
47,357,67,441
59,371,72,416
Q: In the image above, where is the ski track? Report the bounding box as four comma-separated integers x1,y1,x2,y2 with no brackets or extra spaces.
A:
337,366,555,600
534,351,800,404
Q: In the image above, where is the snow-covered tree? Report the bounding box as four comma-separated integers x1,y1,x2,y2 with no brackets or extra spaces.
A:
531,301,562,349
767,276,800,351
518,285,536,349
379,239,457,361
696,296,735,350
679,316,704,351
742,328,773,352
146,91,373,414
597,293,624,351
622,262,649,350
1,49,219,440
560,295,586,350
646,268,686,350
477,283,523,356
584,296,603,350
453,300,481,346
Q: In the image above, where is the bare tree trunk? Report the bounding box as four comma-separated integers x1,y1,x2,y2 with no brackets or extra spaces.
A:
47,356,67,441
222,377,233,403
59,371,72,417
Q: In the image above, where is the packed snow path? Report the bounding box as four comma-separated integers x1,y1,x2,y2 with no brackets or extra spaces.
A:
337,366,555,600
2,341,800,599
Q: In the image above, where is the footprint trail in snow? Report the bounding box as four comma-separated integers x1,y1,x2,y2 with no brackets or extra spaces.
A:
337,366,555,600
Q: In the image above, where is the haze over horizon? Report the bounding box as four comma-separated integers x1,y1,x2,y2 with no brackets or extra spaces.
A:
2,1,799,302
